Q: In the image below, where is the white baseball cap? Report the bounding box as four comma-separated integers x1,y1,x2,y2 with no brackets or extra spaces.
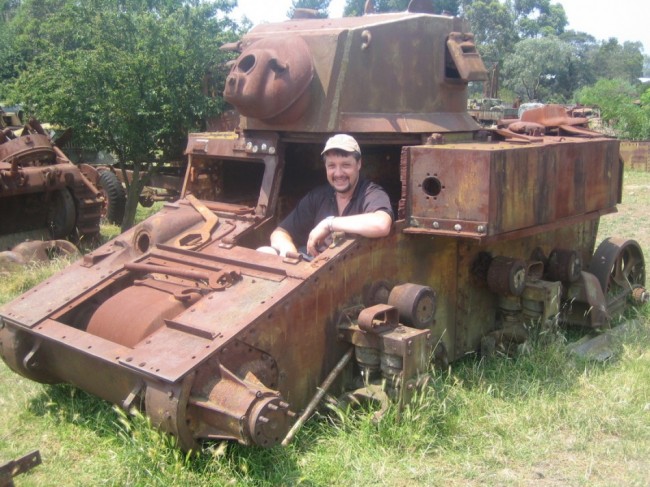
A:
321,134,361,155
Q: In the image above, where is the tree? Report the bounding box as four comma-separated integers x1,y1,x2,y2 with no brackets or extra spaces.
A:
591,38,644,84
502,36,573,102
344,0,406,16
460,0,571,100
343,0,459,16
7,0,240,230
0,0,22,98
512,0,567,38
288,0,331,18
462,0,516,63
558,30,599,91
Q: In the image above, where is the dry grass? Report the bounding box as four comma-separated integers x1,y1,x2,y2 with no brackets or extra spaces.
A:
599,170,650,253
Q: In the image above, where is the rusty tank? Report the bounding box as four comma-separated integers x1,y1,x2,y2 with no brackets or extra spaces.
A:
0,2,647,450
0,114,103,249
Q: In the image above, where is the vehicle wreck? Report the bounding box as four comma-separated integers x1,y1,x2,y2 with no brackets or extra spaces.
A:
0,112,103,250
0,2,646,450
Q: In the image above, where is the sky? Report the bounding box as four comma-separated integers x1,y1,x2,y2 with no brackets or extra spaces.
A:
229,0,649,54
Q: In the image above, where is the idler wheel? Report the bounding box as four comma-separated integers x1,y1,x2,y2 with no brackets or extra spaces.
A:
387,283,436,329
487,256,527,296
589,237,645,298
546,248,582,283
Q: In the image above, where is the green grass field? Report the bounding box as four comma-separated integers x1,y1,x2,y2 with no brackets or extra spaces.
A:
1,173,649,486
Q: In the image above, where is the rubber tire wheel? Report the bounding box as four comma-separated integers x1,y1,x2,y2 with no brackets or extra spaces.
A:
98,170,126,224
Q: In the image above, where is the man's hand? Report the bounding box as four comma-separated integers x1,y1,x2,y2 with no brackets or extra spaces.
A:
270,228,298,257
306,217,333,257
307,211,392,257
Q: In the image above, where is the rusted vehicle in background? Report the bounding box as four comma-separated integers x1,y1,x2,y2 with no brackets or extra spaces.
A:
1,105,25,130
0,1,647,450
0,114,103,251
467,97,518,126
2,105,127,227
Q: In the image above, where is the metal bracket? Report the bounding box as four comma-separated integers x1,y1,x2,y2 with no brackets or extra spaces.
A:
0,450,41,487
173,194,219,250
357,304,399,334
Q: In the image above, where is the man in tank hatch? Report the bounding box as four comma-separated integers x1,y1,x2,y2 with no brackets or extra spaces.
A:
267,134,393,259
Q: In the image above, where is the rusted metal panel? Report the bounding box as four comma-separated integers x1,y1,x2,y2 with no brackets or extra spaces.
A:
402,137,621,239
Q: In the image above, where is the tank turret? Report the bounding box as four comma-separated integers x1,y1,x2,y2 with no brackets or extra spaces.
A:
223,8,487,132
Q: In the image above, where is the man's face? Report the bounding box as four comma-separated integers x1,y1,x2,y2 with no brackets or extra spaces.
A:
324,152,361,195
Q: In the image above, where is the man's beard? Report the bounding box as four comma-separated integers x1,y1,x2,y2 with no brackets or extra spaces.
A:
334,183,352,193
332,178,355,194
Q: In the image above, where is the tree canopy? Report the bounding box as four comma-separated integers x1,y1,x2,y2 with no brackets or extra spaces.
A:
502,36,573,102
511,0,567,38
343,0,459,16
460,0,642,103
461,0,517,64
288,0,331,18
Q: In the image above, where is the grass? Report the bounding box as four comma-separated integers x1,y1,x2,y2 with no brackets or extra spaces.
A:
1,176,650,486
598,170,650,248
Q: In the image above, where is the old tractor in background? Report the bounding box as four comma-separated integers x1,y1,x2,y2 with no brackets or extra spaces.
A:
0,1,647,450
0,108,104,255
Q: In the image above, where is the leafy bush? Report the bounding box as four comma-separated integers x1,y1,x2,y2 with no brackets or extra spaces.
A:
577,79,650,140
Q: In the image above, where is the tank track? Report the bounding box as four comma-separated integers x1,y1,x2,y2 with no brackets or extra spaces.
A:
70,175,103,241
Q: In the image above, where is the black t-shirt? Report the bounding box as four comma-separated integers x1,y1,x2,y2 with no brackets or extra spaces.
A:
278,178,394,247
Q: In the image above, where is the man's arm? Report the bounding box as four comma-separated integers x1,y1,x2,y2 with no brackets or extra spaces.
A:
270,227,298,257
306,210,392,256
